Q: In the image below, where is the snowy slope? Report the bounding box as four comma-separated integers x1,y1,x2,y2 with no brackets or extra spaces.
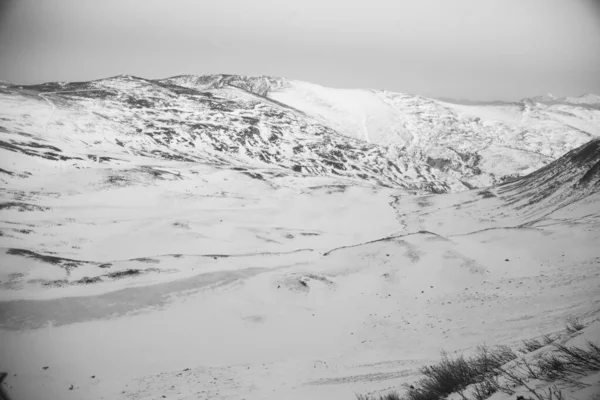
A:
0,75,599,400
1,134,598,400
266,80,600,188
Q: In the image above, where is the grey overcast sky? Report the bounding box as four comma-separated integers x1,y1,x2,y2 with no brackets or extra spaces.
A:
0,0,599,100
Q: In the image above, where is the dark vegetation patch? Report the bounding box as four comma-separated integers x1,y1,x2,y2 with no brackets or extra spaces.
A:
519,338,545,354
292,145,304,155
16,268,161,289
130,257,160,264
2,189,60,201
452,150,483,175
358,316,597,400
105,269,142,279
87,154,117,163
25,276,102,287
497,139,600,208
460,180,477,190
322,159,346,170
13,141,62,152
0,139,81,161
427,185,449,194
42,152,82,161
26,278,70,288
0,140,31,153
98,263,112,269
140,167,181,180
577,159,600,187
565,315,585,334
478,190,496,198
154,82,201,96
570,138,600,165
18,81,92,92
426,157,453,171
64,90,115,99
124,96,155,109
454,150,482,165
106,175,129,186
147,149,197,162
356,393,401,400
10,131,35,138
243,171,265,180
0,202,49,212
308,184,347,193
240,116,260,125
0,274,24,290
0,168,14,176
416,196,432,207
75,276,103,285
396,345,517,400
6,248,87,275
8,272,26,280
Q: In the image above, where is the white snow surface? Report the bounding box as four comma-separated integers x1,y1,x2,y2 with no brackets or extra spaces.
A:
0,76,599,400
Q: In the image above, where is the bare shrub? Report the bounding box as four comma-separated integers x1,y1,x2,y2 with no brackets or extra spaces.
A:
537,341,600,381
356,392,401,400
542,333,556,346
520,338,544,353
565,316,585,334
401,346,517,400
355,322,597,400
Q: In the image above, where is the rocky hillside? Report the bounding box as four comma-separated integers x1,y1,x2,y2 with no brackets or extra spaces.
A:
1,74,599,193
497,137,600,215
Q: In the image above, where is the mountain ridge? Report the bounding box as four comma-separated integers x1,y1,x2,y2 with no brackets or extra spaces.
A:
2,74,599,193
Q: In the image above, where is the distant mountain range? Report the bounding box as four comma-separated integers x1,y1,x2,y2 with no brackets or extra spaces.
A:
1,74,599,192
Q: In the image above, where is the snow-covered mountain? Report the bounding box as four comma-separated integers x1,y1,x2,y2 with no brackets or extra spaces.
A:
2,74,599,193
161,75,600,188
1,75,600,400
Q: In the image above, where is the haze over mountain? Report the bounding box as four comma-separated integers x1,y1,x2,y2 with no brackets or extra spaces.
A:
0,75,599,400
2,0,600,100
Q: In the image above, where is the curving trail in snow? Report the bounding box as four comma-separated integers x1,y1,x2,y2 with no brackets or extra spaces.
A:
39,90,106,135
361,114,371,143
38,93,56,135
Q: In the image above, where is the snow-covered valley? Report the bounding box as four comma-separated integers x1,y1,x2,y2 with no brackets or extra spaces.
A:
0,75,599,400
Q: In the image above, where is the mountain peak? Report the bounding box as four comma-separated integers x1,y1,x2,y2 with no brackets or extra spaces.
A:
158,74,287,96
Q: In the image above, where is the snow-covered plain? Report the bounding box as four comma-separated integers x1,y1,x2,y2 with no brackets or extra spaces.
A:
0,76,599,400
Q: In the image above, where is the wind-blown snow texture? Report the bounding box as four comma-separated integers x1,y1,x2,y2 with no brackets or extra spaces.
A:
0,75,599,400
